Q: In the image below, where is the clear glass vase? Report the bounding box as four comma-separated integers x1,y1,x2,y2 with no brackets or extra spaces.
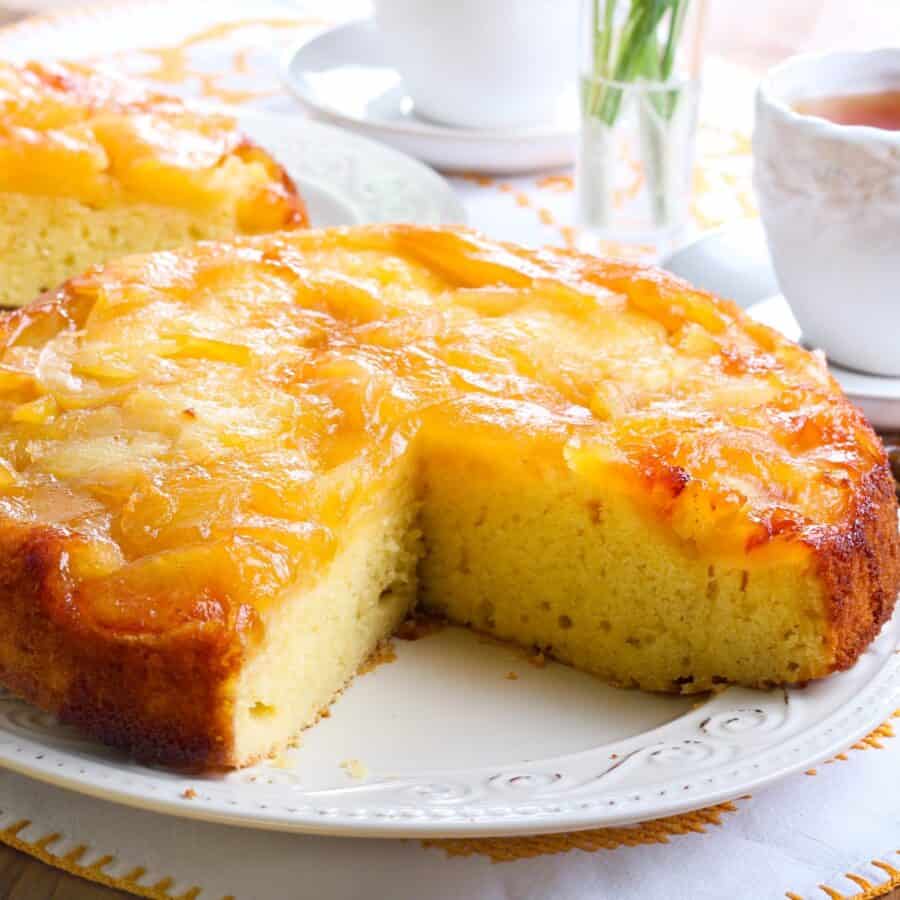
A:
576,0,705,251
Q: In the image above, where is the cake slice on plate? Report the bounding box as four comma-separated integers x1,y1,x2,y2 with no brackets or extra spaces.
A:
0,60,307,307
0,226,894,768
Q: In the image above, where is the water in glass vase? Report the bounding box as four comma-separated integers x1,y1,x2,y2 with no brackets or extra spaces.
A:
578,73,699,248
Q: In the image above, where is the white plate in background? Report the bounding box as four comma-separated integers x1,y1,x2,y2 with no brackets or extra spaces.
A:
239,111,465,227
281,20,578,174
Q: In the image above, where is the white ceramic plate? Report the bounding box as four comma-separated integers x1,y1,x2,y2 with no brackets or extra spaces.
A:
0,611,897,839
663,222,900,430
281,20,578,174
238,111,465,227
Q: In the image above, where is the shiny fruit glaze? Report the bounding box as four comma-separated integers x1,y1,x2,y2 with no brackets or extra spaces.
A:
0,226,886,636
0,61,306,230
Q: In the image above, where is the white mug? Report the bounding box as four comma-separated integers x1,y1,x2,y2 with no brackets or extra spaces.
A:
373,0,579,130
754,49,900,377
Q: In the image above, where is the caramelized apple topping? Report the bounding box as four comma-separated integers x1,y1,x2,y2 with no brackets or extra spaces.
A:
0,61,306,227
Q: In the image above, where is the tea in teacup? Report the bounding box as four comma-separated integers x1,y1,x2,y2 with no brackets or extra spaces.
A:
794,90,900,131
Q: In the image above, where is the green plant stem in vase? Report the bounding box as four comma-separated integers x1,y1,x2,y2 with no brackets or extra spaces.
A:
578,0,702,246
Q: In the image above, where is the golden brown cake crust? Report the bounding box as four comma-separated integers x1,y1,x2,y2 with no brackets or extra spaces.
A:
0,521,248,768
0,226,895,767
816,461,900,672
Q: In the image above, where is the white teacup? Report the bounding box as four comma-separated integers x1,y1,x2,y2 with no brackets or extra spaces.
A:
754,49,900,376
372,0,579,131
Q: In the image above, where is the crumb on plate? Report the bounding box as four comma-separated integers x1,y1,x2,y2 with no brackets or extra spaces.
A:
341,758,368,779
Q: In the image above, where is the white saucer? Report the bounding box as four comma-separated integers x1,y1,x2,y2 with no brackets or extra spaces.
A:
663,222,900,430
281,20,578,174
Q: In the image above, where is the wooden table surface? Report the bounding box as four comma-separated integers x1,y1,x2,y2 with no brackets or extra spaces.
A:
0,843,127,899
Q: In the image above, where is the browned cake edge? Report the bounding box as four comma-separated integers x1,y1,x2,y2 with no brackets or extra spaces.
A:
0,523,245,769
233,136,310,231
817,460,900,672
